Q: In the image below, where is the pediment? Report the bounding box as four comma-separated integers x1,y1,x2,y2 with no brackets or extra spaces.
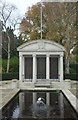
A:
17,40,65,52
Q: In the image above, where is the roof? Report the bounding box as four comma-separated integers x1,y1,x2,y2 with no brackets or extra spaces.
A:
17,39,65,52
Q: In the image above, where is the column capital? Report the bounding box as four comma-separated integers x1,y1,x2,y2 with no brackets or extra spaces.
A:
19,54,22,57
46,54,50,57
33,54,36,57
60,54,63,57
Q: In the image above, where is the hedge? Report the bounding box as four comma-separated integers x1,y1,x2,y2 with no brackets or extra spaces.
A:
1,73,78,81
63,63,78,74
2,56,19,73
1,72,19,81
64,73,78,81
70,64,78,73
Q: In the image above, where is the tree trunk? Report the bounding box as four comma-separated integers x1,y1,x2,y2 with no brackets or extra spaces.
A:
6,31,10,73
65,53,70,74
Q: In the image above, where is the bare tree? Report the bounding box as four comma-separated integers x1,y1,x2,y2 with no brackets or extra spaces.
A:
0,0,21,73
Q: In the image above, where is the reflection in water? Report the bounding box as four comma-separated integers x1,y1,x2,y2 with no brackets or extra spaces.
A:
31,96,52,117
2,91,78,119
12,105,20,118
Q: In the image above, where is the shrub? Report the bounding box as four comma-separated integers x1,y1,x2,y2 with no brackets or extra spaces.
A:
2,59,7,72
70,64,78,73
1,73,78,81
1,72,19,81
9,56,19,72
64,73,78,81
2,56,19,73
64,63,78,74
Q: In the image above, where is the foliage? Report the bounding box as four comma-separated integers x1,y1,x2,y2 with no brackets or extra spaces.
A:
64,62,78,74
1,72,19,80
9,56,19,72
2,59,7,73
0,59,2,73
70,63,78,73
2,56,19,73
20,2,77,45
0,0,21,73
20,2,77,74
64,73,78,81
1,73,78,81
0,67,2,74
74,55,78,63
72,44,78,54
70,54,78,64
2,27,23,59
56,90,60,93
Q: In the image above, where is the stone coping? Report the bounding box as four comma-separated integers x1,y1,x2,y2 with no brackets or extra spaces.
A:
62,89,78,114
0,89,20,110
0,88,78,116
71,81,78,83
21,88,61,91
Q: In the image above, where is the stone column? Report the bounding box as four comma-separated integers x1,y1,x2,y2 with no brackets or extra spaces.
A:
33,92,37,104
22,56,24,81
46,54,50,79
33,54,36,83
59,55,63,82
58,57,60,81
19,54,23,82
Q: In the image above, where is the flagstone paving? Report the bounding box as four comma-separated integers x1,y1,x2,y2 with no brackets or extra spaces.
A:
0,89,20,110
69,89,78,98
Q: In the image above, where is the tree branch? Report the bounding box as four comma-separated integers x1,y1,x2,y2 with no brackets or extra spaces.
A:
5,9,12,22
2,47,8,53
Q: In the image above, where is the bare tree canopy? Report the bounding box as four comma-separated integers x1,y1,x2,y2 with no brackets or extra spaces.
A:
0,0,21,73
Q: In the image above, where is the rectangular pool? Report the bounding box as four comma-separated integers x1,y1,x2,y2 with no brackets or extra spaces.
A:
2,90,78,120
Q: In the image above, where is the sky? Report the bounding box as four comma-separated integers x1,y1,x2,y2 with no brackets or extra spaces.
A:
5,0,41,35
6,0,41,16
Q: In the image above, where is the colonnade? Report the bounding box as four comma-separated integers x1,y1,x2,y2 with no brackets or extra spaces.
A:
19,54,63,82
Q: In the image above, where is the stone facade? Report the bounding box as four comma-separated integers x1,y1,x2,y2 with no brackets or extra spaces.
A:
17,39,65,87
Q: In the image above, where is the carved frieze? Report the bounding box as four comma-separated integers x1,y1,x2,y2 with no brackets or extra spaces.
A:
38,41,45,51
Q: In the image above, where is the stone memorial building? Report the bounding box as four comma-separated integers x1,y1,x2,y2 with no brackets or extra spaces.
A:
17,39,65,88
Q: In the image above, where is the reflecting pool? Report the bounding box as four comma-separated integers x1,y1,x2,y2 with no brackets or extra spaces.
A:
2,91,78,120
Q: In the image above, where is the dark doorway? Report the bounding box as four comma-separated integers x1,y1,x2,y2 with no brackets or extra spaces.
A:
50,57,58,79
37,56,46,79
25,56,33,79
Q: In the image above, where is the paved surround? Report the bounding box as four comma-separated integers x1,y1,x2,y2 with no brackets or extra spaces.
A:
69,89,78,98
0,89,20,111
0,88,78,116
62,89,78,114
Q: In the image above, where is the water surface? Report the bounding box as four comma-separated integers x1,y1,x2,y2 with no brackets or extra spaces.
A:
2,91,78,120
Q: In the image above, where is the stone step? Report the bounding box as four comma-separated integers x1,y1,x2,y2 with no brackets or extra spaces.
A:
34,79,50,87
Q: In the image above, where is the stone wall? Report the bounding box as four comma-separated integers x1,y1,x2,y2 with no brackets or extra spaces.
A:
0,79,19,89
0,79,78,89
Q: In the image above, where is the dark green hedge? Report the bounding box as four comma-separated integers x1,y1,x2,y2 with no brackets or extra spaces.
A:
70,64,78,73
0,73,78,81
63,63,78,74
1,72,19,81
64,73,78,81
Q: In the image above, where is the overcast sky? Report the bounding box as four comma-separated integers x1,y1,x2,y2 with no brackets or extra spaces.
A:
5,0,41,35
6,0,41,16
